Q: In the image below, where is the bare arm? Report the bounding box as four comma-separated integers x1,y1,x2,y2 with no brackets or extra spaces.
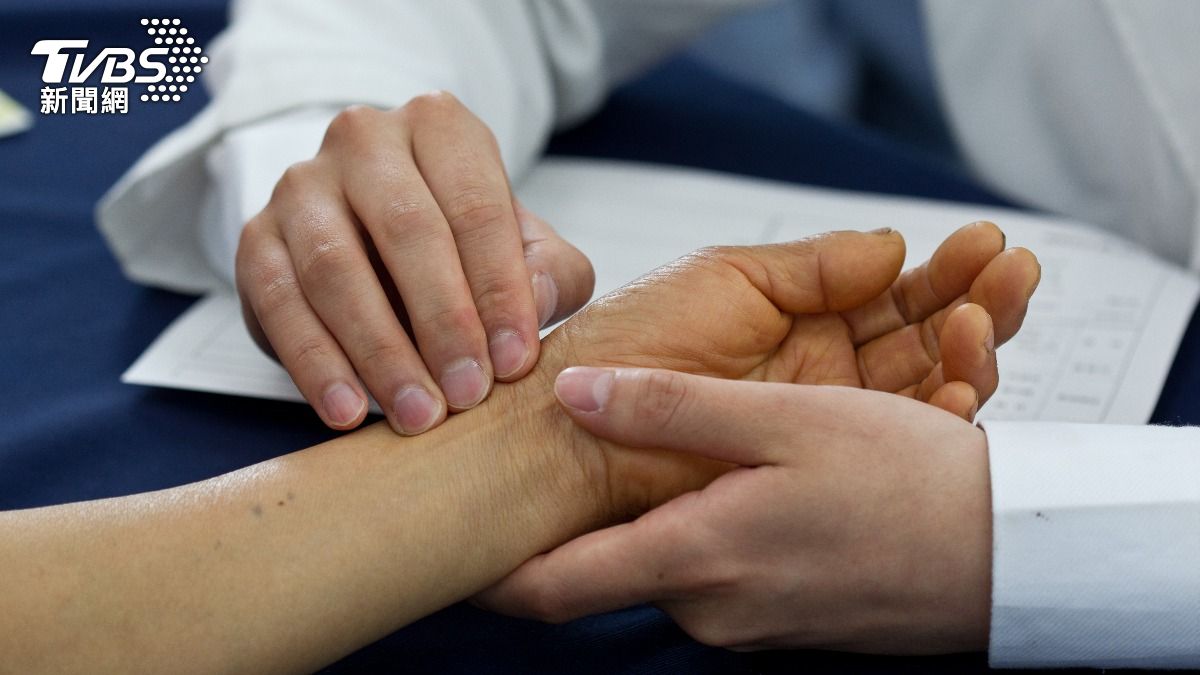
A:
0,370,605,674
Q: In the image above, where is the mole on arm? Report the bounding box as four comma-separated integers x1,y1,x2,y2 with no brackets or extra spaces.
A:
251,503,263,517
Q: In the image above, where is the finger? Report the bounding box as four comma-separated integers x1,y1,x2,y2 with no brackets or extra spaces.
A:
911,246,1039,354
554,367,794,465
714,229,906,315
927,381,980,421
961,247,1040,346
273,164,446,435
856,248,1039,392
412,101,541,381
938,303,998,405
514,200,595,328
476,508,698,623
237,220,368,430
334,110,494,412
843,221,1005,345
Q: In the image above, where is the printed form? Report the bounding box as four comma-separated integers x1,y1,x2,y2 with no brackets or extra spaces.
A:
124,159,1199,424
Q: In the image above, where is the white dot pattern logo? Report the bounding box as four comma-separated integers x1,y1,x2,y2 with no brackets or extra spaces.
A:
141,17,204,104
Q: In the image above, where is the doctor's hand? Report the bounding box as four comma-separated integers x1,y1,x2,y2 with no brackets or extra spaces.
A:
478,374,994,654
236,94,594,434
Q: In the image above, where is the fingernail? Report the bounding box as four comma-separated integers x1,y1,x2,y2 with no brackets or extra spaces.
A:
393,385,441,434
440,358,489,409
532,272,558,328
490,329,530,379
984,328,995,353
555,367,613,413
322,382,365,427
869,227,894,235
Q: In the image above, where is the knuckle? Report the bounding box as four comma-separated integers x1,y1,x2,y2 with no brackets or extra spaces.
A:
376,197,435,241
634,370,691,429
423,301,480,338
444,187,509,237
681,245,743,278
237,249,297,315
404,90,462,119
323,104,381,146
270,160,320,204
471,273,524,316
254,267,301,316
288,335,334,371
296,234,355,282
692,245,735,265
235,218,268,275
353,333,408,374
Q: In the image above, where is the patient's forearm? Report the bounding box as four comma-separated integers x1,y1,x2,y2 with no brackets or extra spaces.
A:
0,378,601,674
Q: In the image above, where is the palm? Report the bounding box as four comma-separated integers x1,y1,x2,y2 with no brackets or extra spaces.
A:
549,226,1034,394
553,252,859,384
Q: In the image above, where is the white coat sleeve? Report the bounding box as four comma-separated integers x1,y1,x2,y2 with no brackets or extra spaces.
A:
97,0,761,293
923,0,1200,270
981,420,1200,668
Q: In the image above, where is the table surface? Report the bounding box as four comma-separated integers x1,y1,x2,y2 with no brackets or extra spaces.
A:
2,4,1197,673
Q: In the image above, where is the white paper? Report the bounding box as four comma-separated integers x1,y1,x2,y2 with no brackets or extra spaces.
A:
124,158,1200,424
0,88,33,139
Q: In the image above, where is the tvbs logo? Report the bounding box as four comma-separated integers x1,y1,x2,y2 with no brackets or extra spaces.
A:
32,18,206,114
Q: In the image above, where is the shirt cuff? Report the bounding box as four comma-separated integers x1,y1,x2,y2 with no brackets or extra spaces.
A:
981,421,1200,669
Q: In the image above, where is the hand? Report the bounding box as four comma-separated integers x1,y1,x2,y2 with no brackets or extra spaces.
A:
236,94,594,434
532,219,1038,516
479,371,994,654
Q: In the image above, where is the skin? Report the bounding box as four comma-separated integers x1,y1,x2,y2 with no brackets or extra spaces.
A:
236,94,595,435
0,225,1037,672
479,371,995,654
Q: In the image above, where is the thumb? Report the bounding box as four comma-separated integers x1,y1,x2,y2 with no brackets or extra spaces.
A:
475,507,696,623
719,228,906,314
554,367,794,466
514,200,595,328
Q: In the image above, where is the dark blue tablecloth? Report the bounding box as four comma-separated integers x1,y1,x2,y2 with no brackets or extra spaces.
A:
2,3,1196,673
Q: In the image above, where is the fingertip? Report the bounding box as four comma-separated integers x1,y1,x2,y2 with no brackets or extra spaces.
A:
439,357,492,412
930,380,979,421
868,226,908,268
944,302,992,350
1007,246,1042,298
940,303,997,401
983,309,996,354
554,366,614,414
390,384,446,435
490,329,536,381
865,226,906,252
963,220,1005,251
320,381,368,430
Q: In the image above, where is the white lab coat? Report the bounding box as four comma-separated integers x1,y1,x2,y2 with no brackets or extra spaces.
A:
96,1,1200,667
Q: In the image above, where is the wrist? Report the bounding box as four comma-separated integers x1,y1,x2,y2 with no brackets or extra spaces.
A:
501,335,729,527
473,347,613,543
